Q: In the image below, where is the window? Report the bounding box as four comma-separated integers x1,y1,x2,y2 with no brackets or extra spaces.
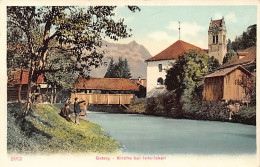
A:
157,78,164,85
216,35,218,43
158,64,162,72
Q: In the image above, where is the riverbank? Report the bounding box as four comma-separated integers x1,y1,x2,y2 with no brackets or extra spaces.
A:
7,103,120,154
128,98,256,126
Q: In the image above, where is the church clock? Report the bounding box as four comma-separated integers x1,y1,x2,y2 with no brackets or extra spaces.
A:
208,17,227,63
211,24,219,35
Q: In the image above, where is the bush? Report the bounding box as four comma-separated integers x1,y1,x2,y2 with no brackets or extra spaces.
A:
128,98,147,113
145,92,183,118
232,106,256,125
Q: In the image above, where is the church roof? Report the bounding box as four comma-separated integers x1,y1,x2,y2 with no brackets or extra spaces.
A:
145,40,207,62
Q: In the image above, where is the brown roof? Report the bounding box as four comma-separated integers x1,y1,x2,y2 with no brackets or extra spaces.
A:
219,46,256,69
211,19,223,26
146,40,206,62
237,52,248,56
9,70,44,85
76,77,139,91
204,65,254,78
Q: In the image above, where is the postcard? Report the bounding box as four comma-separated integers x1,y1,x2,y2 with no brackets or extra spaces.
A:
0,0,259,167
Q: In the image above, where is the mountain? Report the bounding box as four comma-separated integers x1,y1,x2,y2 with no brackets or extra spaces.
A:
89,40,152,79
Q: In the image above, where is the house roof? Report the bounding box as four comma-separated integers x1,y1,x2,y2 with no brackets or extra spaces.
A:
76,77,139,91
145,40,207,62
204,65,254,78
219,46,256,69
9,70,45,85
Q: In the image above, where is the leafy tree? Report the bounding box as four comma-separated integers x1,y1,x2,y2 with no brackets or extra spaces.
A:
165,50,220,110
231,24,256,51
7,6,140,113
104,57,132,78
222,49,236,64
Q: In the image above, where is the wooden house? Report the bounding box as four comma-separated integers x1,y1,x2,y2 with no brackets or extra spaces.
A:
8,70,46,102
203,65,254,101
203,45,256,102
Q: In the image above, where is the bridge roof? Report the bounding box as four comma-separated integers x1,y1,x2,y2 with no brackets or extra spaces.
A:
76,77,139,91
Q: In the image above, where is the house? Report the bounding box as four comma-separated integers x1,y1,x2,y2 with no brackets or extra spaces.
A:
203,45,256,101
7,70,46,102
217,45,256,73
203,65,254,101
145,40,207,98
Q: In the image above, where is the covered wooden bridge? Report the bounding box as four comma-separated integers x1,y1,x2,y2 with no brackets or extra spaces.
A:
71,77,139,107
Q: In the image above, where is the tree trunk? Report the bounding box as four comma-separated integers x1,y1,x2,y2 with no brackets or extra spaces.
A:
50,86,54,104
53,85,57,104
25,80,32,114
18,84,22,103
18,70,23,103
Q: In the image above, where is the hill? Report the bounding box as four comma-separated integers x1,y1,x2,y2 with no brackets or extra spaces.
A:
7,103,120,153
89,40,152,79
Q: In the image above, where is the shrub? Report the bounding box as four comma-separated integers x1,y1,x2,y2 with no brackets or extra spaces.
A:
232,106,256,125
128,98,147,113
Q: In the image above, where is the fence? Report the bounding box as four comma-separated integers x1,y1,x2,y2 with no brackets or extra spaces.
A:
71,93,134,105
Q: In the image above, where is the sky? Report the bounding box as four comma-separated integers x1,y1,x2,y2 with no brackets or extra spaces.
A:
106,6,257,56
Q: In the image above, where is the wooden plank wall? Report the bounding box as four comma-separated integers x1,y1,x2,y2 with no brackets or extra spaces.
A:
203,77,224,101
223,69,250,101
71,93,134,105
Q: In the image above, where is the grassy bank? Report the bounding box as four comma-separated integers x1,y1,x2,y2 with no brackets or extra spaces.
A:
7,103,120,154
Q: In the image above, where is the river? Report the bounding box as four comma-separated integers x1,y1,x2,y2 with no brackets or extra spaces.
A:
87,111,256,155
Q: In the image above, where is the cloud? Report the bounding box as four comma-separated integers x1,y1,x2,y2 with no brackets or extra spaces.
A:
147,31,177,42
214,13,223,20
226,12,237,23
214,12,237,23
167,21,206,37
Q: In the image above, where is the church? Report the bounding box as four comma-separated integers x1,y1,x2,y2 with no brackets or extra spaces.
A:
146,17,227,97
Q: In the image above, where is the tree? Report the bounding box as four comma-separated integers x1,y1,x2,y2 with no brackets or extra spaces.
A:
104,57,132,78
165,50,220,110
227,39,232,51
230,24,256,51
7,6,140,113
104,57,115,78
222,50,236,64
236,75,256,107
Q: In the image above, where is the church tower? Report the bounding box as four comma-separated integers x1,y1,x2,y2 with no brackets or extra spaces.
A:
208,17,227,63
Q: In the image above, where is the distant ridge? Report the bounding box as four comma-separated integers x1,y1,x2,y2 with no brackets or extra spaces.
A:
89,40,152,79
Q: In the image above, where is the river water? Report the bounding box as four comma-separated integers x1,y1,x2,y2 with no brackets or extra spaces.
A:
87,111,256,155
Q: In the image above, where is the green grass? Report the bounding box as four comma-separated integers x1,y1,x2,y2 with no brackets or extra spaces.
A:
7,103,121,154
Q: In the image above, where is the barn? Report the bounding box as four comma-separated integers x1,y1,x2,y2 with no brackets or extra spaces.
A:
203,65,254,101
